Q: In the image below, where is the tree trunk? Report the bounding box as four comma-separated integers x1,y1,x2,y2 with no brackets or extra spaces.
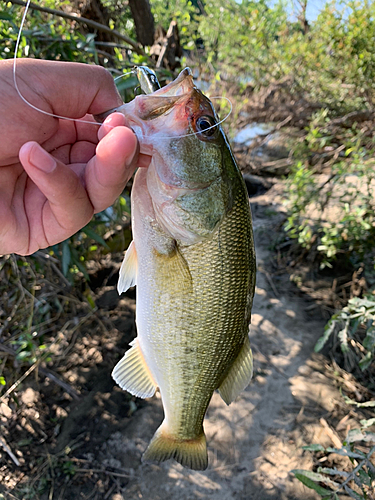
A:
128,0,155,47
296,0,309,34
74,0,116,59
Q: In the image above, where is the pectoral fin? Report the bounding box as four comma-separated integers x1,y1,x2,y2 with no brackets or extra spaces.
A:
154,245,193,294
112,338,157,398
218,335,253,405
118,240,137,294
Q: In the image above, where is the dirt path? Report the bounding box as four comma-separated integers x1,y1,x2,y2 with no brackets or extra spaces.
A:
90,186,343,500
1,184,349,500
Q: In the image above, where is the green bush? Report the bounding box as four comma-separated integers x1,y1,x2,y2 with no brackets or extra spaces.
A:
284,110,375,268
316,295,375,373
293,405,375,499
1,1,97,63
197,0,289,85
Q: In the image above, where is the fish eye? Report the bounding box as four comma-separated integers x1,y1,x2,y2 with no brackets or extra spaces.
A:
196,115,217,136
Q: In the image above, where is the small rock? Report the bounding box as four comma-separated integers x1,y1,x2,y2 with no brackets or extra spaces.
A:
21,388,37,406
0,402,12,419
55,406,68,419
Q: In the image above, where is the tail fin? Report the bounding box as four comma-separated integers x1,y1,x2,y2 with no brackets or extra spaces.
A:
142,422,208,471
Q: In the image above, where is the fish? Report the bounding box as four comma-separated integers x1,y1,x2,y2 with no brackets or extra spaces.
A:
112,68,256,471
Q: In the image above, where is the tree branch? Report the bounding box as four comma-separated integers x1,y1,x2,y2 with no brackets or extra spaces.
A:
8,0,147,57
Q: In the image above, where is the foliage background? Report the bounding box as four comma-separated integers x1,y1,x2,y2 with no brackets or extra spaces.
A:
0,0,374,498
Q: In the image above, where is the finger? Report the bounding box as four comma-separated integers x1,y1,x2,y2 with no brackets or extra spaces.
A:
98,113,151,168
0,197,19,255
1,60,122,164
98,112,127,141
42,115,99,154
19,142,94,248
0,165,29,255
32,60,124,116
85,126,138,213
48,141,96,166
41,116,98,164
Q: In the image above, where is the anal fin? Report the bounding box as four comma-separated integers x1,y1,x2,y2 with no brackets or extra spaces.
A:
112,338,157,398
218,334,253,405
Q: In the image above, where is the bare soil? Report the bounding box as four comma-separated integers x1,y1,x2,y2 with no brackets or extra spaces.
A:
0,176,371,500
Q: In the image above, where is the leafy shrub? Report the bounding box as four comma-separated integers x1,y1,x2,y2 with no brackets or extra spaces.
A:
197,0,289,85
316,296,375,374
151,0,200,51
284,116,375,269
293,403,375,500
1,2,98,64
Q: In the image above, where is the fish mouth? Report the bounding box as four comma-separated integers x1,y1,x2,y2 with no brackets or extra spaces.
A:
93,68,195,124
155,68,194,96
134,68,196,121
133,68,219,147
133,68,219,143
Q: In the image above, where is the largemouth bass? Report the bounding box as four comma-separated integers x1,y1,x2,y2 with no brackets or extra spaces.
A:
112,68,256,471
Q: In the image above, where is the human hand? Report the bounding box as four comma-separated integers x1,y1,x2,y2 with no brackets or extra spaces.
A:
0,59,142,256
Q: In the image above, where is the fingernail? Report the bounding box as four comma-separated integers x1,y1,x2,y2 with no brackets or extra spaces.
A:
105,112,127,128
93,107,120,124
98,113,127,141
29,144,56,173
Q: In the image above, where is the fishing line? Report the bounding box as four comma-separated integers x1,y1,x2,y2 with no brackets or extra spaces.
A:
12,0,134,127
114,73,135,83
12,0,232,139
